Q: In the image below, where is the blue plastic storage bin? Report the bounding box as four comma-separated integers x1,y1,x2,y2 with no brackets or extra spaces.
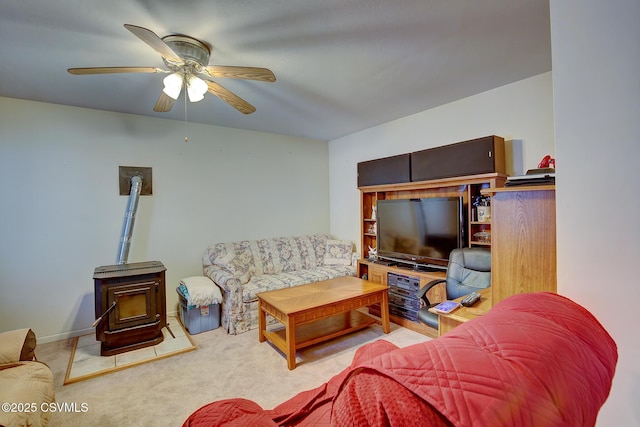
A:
177,287,221,334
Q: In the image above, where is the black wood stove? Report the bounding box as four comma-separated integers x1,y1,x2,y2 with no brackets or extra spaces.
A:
92,170,172,356
93,261,168,356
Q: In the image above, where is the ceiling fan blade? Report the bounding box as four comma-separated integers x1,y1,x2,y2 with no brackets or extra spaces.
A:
124,24,184,64
68,66,164,75
153,92,175,112
206,81,256,114
205,66,276,82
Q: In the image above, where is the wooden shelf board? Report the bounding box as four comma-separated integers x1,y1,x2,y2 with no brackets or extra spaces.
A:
266,311,378,351
367,306,437,339
388,313,437,338
359,172,507,192
482,184,555,194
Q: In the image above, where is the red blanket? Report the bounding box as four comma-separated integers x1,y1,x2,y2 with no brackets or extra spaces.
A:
184,340,401,427
184,292,617,427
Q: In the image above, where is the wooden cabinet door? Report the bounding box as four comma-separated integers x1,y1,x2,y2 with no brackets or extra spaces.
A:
368,265,387,285
491,188,556,304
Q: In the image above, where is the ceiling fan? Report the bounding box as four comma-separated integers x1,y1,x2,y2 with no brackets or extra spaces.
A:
68,24,275,114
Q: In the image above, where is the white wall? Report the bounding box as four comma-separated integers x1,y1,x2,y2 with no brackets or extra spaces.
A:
329,72,555,253
551,0,640,425
0,97,330,342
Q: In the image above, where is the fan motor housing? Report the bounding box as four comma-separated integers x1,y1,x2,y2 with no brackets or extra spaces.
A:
161,35,210,71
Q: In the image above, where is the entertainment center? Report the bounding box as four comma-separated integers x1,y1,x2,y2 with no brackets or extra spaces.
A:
357,136,557,336
358,172,506,336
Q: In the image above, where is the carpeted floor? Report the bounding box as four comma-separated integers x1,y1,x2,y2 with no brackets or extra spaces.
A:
37,320,430,426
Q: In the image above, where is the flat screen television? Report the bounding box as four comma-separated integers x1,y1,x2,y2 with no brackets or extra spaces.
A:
376,197,464,269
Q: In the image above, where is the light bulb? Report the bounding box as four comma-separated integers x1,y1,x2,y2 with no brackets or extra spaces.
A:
186,75,208,102
162,73,183,100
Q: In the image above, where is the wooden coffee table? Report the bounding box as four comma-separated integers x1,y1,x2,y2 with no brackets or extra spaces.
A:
257,276,390,370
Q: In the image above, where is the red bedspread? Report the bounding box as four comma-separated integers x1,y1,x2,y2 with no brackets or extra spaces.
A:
184,292,617,427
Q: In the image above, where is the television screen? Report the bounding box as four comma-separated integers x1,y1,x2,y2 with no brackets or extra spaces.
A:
376,197,463,268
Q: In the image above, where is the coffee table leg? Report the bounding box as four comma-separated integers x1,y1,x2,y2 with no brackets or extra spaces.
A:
380,291,390,334
285,316,296,370
258,299,266,343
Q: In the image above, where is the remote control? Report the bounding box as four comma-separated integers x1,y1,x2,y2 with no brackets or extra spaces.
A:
461,292,482,307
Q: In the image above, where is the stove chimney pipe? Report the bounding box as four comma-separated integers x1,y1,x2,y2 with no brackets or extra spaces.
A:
117,175,143,264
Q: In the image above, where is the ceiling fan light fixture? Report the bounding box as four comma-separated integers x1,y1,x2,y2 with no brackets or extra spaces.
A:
162,72,183,100
186,75,208,102
69,25,272,115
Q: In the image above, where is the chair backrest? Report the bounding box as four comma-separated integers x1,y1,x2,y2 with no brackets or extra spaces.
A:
445,247,491,300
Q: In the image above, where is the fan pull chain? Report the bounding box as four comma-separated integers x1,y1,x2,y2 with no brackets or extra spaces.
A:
184,82,189,143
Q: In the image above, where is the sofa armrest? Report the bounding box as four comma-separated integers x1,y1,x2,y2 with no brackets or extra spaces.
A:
203,265,243,295
0,329,36,364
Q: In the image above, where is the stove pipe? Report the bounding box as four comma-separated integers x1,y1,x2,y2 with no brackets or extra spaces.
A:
117,175,142,264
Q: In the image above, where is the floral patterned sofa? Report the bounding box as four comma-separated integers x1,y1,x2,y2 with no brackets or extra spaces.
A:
203,234,357,335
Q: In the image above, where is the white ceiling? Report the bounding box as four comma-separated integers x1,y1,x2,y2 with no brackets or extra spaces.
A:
0,0,551,141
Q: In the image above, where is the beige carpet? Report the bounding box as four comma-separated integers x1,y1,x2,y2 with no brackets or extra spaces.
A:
38,320,430,427
64,316,195,385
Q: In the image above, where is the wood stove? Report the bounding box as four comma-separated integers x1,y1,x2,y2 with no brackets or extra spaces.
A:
93,261,167,356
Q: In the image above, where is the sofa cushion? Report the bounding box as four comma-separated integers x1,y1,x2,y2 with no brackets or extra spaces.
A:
204,235,334,284
0,362,55,427
0,329,33,364
242,265,356,303
323,239,354,266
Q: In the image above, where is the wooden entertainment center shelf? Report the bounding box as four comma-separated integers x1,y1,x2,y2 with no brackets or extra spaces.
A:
357,259,445,338
360,172,507,260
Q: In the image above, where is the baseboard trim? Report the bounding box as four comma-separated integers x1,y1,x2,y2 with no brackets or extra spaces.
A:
38,309,180,344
